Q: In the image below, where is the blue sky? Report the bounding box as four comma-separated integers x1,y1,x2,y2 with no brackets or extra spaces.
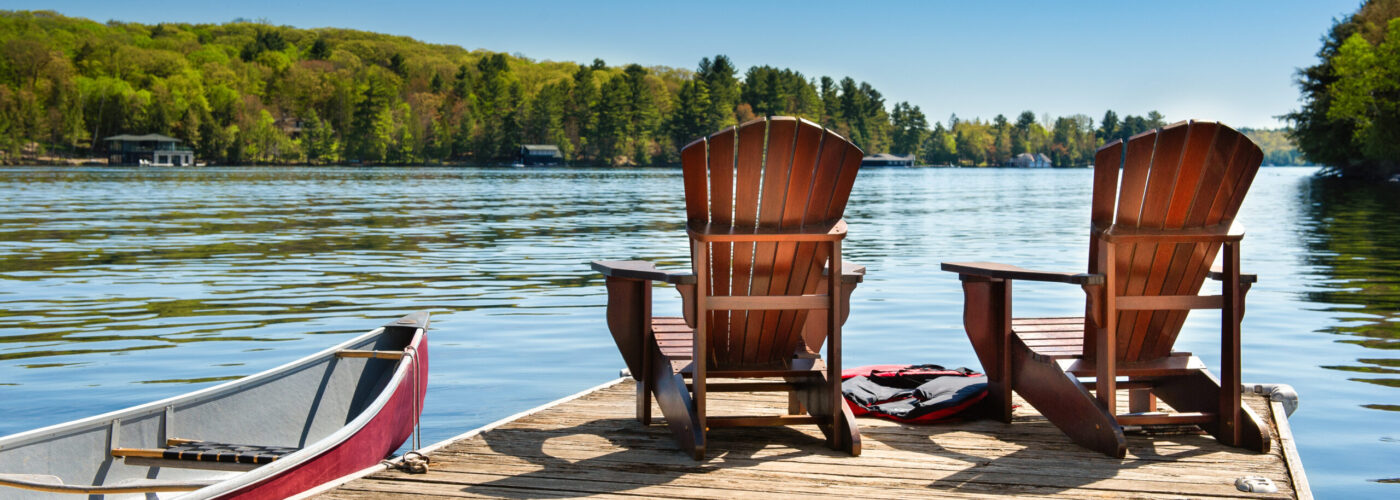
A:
2,0,1362,128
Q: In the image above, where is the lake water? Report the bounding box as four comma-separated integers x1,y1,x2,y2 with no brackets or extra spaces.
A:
0,166,1395,497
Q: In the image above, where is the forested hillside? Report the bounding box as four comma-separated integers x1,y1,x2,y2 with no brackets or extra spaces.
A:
0,10,1297,166
1241,128,1307,166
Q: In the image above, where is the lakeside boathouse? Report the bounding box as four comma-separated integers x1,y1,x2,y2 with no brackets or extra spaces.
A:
104,134,195,166
860,153,915,167
518,145,564,166
1009,152,1052,168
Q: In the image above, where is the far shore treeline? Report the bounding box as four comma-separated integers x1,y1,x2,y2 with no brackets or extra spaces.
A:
0,10,1303,167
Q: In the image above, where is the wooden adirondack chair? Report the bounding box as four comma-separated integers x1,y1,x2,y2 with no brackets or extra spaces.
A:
592,116,866,460
941,120,1271,458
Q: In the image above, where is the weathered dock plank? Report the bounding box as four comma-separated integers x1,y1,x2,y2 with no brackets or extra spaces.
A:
312,378,1306,499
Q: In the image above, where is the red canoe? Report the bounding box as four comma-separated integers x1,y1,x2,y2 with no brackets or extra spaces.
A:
0,312,429,500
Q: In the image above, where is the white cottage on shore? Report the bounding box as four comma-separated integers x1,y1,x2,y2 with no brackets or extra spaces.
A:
1009,152,1052,168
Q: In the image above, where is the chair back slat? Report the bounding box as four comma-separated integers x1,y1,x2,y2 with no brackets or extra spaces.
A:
1087,121,1262,362
727,120,767,363
702,128,736,361
681,117,862,368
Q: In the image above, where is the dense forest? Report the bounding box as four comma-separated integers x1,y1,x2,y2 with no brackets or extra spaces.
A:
1288,0,1400,178
0,10,1300,167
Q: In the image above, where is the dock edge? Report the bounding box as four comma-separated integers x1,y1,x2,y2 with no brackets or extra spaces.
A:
1271,398,1312,499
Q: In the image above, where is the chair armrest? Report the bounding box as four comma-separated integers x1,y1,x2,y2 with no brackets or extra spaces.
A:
822,262,866,284
665,272,697,285
1208,266,1258,284
941,261,1104,286
591,260,693,283
1096,222,1244,243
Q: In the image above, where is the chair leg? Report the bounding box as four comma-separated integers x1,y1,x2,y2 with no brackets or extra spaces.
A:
636,379,652,425
787,392,803,415
1010,336,1127,458
644,342,705,459
1152,368,1271,453
1129,378,1156,413
793,371,861,456
957,277,1014,422
983,380,1014,423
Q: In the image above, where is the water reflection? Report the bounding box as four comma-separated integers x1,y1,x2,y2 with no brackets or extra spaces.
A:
1298,177,1400,409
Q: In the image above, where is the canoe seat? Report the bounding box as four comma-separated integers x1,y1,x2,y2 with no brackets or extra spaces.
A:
112,439,298,465
335,349,405,360
164,440,298,464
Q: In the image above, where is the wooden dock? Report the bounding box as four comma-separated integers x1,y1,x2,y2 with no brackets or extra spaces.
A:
308,378,1309,499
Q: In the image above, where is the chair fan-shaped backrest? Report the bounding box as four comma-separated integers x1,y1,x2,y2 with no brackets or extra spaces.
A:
1088,121,1263,362
680,116,863,368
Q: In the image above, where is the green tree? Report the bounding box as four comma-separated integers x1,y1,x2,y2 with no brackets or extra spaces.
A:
523,80,570,159
697,55,739,129
818,76,839,129
470,53,522,160
667,78,711,150
303,109,338,163
889,102,928,157
594,73,632,164
1098,110,1119,143
565,63,598,159
955,119,994,166
348,72,394,162
239,27,286,62
1012,110,1036,155
308,37,331,60
1310,9,1400,175
992,114,1011,164
920,121,956,165
739,65,820,120
623,64,661,164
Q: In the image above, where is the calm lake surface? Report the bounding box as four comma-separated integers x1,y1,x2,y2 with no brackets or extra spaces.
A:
0,165,1396,497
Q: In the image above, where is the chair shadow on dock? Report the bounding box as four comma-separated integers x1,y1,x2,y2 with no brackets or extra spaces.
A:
876,417,1222,496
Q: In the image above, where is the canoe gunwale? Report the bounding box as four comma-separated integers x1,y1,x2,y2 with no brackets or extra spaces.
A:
187,323,427,498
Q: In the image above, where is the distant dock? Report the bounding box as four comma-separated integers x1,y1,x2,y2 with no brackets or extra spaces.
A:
306,378,1309,499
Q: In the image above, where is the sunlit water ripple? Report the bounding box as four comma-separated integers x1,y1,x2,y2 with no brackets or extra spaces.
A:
0,166,1395,496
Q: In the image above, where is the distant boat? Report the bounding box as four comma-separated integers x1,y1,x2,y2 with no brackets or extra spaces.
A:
0,312,429,499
